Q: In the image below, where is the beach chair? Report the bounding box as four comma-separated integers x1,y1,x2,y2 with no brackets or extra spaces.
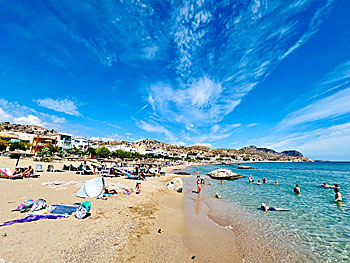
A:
35,164,44,173
0,168,23,180
47,165,64,172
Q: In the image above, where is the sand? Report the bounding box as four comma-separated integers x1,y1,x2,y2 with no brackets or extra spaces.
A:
0,157,241,263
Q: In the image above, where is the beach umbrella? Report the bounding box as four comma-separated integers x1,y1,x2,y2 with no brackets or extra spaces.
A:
9,150,34,168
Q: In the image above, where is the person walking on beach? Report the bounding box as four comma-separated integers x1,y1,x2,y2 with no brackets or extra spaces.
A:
294,184,301,194
335,188,342,202
196,175,202,194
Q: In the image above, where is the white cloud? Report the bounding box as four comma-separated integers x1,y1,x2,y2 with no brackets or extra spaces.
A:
137,120,176,143
251,122,350,160
147,0,334,129
13,115,43,125
247,123,258,127
0,108,12,122
36,98,81,116
278,88,350,129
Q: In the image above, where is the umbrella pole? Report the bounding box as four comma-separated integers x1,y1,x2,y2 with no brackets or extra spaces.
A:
15,155,20,168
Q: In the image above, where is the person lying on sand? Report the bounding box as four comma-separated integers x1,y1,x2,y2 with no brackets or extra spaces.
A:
256,180,262,185
293,184,301,194
103,187,117,195
335,188,342,202
13,167,21,175
259,203,289,212
21,166,33,178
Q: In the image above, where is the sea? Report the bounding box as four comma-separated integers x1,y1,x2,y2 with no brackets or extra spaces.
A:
180,162,350,263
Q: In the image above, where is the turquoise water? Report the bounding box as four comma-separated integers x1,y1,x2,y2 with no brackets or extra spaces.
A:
181,162,350,263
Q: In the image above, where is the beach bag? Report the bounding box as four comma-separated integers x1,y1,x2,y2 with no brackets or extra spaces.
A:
16,199,35,212
31,199,47,212
75,201,91,219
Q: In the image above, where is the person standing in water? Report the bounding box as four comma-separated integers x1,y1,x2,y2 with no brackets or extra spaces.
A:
262,177,267,184
294,184,301,194
335,188,342,202
248,174,254,183
196,175,202,194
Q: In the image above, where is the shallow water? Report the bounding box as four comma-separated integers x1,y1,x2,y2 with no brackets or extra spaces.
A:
182,162,350,263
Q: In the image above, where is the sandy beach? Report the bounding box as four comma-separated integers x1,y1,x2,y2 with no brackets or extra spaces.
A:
0,157,241,263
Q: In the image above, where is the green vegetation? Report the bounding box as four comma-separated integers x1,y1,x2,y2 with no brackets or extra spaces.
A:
9,141,30,151
0,140,8,151
95,146,110,158
243,156,250,161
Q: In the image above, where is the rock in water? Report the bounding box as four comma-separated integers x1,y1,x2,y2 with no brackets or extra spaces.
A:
207,169,244,180
167,178,183,193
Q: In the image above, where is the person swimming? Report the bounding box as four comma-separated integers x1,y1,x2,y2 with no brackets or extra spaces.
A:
294,184,301,194
262,177,267,184
275,181,279,185
259,203,289,212
208,180,213,186
257,180,262,185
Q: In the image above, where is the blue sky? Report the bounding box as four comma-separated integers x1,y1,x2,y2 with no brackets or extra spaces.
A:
0,0,349,160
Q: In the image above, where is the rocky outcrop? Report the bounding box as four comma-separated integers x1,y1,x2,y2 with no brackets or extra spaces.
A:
207,169,244,180
281,150,303,157
166,178,183,193
0,122,57,135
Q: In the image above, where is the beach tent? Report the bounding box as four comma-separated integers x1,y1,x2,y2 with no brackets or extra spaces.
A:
76,177,105,198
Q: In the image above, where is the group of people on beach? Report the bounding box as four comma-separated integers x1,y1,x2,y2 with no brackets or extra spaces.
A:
12,165,34,178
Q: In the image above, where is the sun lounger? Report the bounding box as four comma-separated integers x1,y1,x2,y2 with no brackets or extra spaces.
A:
0,168,23,180
47,165,64,172
35,164,44,173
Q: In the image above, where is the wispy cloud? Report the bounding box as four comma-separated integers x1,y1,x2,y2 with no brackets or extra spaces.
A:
278,88,350,129
247,123,258,127
13,115,43,125
147,0,334,129
36,98,81,116
137,120,177,143
251,122,350,160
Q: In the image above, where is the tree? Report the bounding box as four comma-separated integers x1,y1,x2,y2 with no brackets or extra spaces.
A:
9,141,28,151
0,140,8,152
96,146,110,158
87,147,96,157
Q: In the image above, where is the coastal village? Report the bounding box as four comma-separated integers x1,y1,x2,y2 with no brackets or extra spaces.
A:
0,122,311,163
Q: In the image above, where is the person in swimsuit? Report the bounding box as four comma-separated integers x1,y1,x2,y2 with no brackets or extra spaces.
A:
196,175,202,194
335,188,342,202
103,187,117,195
257,180,262,185
22,166,33,178
260,203,288,212
135,182,141,194
294,184,301,194
275,181,279,185
248,174,254,183
208,180,213,186
262,177,267,184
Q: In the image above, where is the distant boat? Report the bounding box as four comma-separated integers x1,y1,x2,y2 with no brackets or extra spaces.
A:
238,166,254,169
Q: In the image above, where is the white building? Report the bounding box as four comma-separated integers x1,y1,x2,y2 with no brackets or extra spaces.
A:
106,144,137,153
72,137,89,151
51,133,73,151
138,148,158,155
